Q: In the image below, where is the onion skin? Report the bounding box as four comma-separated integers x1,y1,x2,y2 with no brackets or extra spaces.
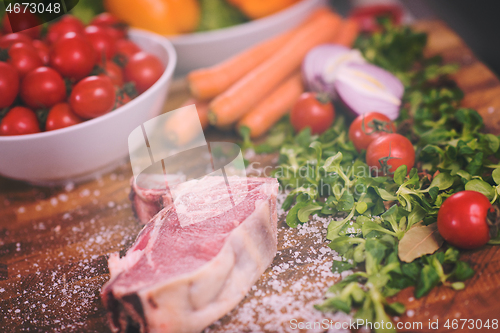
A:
334,62,404,120
301,44,365,99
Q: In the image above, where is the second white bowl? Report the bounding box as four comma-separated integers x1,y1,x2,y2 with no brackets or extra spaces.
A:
170,0,326,75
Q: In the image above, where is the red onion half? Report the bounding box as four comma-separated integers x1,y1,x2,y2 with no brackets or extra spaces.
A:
302,44,366,99
334,63,404,120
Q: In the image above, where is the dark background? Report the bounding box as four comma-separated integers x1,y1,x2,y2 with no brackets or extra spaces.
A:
333,0,500,76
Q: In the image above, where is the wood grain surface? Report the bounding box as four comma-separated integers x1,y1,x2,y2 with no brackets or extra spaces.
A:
1,20,500,333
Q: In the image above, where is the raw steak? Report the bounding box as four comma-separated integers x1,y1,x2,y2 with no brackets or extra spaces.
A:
129,174,184,224
102,176,279,333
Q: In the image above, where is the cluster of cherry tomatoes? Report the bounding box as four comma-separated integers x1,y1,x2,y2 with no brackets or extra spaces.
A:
0,13,165,136
289,93,415,177
348,112,415,176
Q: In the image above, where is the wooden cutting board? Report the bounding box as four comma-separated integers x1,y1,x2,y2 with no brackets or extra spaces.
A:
1,20,500,333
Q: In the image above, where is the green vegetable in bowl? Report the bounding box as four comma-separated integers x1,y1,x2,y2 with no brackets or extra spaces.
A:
197,0,248,32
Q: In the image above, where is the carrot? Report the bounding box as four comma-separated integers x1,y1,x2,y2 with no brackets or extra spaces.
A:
332,18,360,47
163,98,209,146
208,11,342,127
187,8,330,100
237,72,303,138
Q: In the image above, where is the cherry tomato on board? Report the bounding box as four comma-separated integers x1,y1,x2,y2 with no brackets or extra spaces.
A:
124,52,164,93
0,62,20,108
7,42,43,78
84,25,117,62
49,32,96,81
290,92,335,135
437,191,496,249
0,106,39,135
45,103,83,131
349,4,403,33
0,32,32,48
349,112,396,152
45,15,85,44
366,133,415,176
69,76,116,119
21,67,66,109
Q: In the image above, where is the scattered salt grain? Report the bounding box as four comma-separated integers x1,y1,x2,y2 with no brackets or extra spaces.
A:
407,310,415,318
205,191,353,333
79,189,90,197
64,182,75,192
18,207,25,214
58,194,68,202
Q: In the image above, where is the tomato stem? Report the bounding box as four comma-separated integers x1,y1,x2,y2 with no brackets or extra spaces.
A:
361,116,393,135
377,142,402,175
315,93,331,105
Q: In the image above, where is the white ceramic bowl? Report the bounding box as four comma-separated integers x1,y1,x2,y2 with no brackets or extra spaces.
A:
0,29,177,185
170,0,326,75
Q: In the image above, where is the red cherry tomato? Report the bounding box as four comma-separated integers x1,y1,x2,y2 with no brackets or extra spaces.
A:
349,4,403,33
290,92,335,134
2,12,41,39
84,25,117,62
69,76,115,119
0,106,39,135
0,62,19,108
99,61,124,86
45,103,83,131
124,52,164,93
349,112,396,152
7,42,43,78
45,15,85,44
437,191,494,249
0,32,32,48
49,32,96,81
366,133,415,176
21,67,66,109
31,40,50,65
115,39,141,60
90,13,127,40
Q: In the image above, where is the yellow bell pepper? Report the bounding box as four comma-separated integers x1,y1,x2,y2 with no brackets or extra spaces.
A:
104,0,200,35
227,0,300,19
